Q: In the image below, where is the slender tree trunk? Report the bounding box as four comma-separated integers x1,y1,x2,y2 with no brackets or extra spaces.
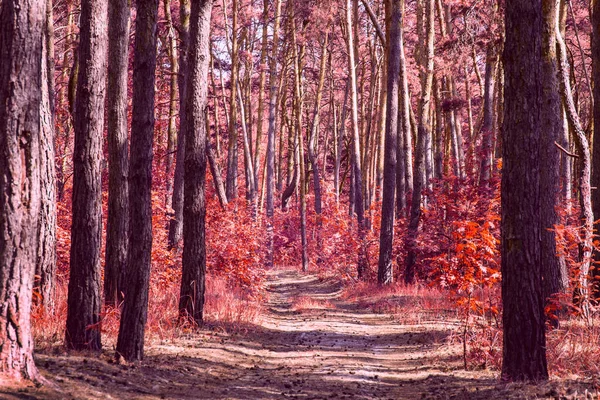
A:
308,34,329,215
65,0,108,351
433,77,444,179
398,0,412,194
164,0,179,206
237,84,256,203
479,43,498,187
0,0,44,383
378,0,401,285
168,0,190,248
105,0,131,308
116,0,159,362
226,0,240,201
346,0,368,278
36,0,57,311
291,16,309,272
254,0,269,188
538,0,568,303
207,142,228,209
266,0,282,267
556,6,591,309
179,0,213,324
591,0,600,300
405,0,433,284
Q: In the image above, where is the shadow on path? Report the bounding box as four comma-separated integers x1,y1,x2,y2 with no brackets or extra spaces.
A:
16,268,586,399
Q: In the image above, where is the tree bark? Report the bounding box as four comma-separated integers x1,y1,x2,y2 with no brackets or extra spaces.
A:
556,4,591,309
308,34,329,216
0,0,44,383
405,0,434,284
66,0,108,351
479,43,498,187
105,0,131,308
116,0,159,362
346,0,368,278
501,0,551,381
266,0,282,268
164,0,179,206
179,0,213,324
168,0,190,249
378,0,401,285
36,0,57,311
225,0,240,201
591,0,600,300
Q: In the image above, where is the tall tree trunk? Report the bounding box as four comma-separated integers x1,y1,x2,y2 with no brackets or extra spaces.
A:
556,4,591,309
308,34,329,215
36,0,57,311
116,0,159,362
237,84,256,203
179,0,213,325
291,16,309,272
591,0,600,301
501,0,552,381
105,0,131,308
0,0,44,382
404,0,434,284
207,142,228,209
168,0,190,249
254,0,269,188
479,43,498,187
65,0,108,351
433,77,444,179
398,0,412,194
164,0,179,206
225,0,240,201
539,0,567,304
346,0,367,278
378,0,401,285
266,0,282,268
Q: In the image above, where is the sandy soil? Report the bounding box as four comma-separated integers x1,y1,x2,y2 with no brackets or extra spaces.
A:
3,268,598,399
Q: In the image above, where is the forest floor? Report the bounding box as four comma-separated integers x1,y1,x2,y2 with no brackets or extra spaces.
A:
3,268,598,399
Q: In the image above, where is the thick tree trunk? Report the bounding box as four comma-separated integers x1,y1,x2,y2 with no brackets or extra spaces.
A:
116,0,159,362
501,0,551,381
0,0,44,382
378,0,401,285
66,0,108,351
105,0,130,308
179,0,213,324
168,0,190,249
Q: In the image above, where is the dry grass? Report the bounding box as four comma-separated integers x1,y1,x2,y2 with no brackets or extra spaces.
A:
291,295,334,311
31,274,263,350
340,280,459,324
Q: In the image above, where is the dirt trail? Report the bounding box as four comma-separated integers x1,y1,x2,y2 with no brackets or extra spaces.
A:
3,268,588,399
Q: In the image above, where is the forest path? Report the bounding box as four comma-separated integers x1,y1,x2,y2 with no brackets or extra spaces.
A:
15,268,510,399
